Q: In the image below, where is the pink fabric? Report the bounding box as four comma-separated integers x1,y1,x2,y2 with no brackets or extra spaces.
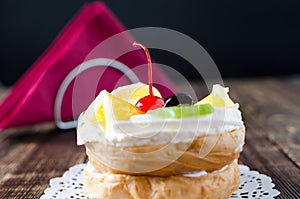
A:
0,2,177,129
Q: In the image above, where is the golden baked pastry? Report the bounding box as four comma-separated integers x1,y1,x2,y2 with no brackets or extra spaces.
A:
86,127,245,176
83,160,240,199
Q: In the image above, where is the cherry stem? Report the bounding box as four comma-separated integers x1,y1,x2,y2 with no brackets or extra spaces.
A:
133,41,153,96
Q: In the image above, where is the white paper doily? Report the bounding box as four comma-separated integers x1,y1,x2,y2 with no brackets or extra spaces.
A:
40,164,280,199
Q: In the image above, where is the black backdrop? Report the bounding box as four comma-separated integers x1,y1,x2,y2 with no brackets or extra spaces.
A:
0,0,299,85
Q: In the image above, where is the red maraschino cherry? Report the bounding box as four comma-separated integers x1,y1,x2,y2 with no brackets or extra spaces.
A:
133,41,165,112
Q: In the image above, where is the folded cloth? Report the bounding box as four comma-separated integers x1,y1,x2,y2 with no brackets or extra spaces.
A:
0,2,176,130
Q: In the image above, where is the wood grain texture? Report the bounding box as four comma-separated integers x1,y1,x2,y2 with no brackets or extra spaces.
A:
0,77,299,198
0,124,86,198
227,78,300,168
226,78,300,199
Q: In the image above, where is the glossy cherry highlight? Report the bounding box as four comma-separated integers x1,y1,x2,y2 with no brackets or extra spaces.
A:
135,95,165,112
133,41,165,112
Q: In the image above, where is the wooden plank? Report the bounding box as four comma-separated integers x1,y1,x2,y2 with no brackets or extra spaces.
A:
227,78,300,167
226,78,300,199
238,121,300,199
0,126,86,198
284,75,300,88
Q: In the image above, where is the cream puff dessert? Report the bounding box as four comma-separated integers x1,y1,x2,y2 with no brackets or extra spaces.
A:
77,42,245,199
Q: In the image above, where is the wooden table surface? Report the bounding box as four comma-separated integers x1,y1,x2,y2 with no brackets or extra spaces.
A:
0,76,299,198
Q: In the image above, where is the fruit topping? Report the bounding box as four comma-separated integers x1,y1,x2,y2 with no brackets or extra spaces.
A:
147,104,214,119
135,95,165,112
195,84,235,108
111,83,162,106
133,41,165,112
164,93,194,107
95,90,143,133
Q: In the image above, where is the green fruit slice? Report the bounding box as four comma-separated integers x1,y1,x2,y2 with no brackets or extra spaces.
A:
147,104,214,119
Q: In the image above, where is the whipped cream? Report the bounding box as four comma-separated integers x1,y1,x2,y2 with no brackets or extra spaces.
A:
77,101,244,147
86,161,236,178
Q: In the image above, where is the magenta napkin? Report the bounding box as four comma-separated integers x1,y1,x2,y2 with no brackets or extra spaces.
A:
0,2,176,130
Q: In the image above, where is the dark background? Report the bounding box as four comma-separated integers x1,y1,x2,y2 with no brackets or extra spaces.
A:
0,0,299,85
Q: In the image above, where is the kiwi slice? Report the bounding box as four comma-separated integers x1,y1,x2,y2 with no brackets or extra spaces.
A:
147,104,213,119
